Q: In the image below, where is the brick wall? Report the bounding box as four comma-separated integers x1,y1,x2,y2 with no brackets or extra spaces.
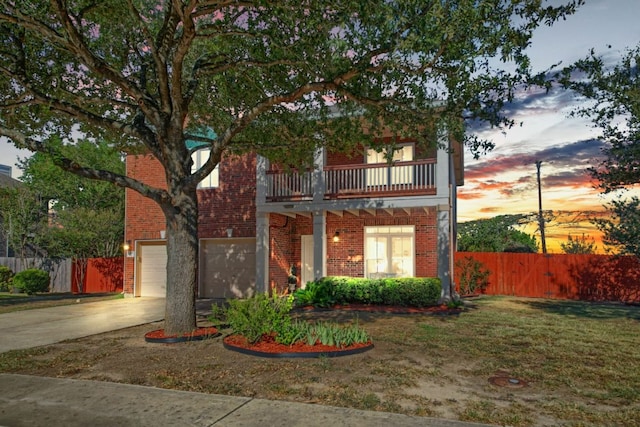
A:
268,207,439,292
123,152,257,294
197,153,257,239
268,214,295,294
325,207,438,278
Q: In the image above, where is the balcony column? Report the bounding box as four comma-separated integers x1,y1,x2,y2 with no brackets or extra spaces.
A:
255,212,269,294
256,155,269,205
312,211,327,280
255,155,270,293
436,133,450,197
437,205,452,302
312,147,325,203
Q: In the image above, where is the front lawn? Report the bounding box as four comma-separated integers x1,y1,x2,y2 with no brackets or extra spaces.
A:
0,296,638,426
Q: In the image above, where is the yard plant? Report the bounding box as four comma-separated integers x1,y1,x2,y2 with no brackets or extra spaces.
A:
210,293,369,347
11,269,49,295
294,276,441,308
0,266,13,292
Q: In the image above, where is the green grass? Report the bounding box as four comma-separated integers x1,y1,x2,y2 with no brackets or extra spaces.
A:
0,295,637,426
0,292,29,300
411,297,640,424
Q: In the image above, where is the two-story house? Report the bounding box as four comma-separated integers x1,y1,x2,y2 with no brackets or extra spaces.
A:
123,133,463,300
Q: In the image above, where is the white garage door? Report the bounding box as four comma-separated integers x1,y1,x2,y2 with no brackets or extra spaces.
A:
199,238,256,299
138,243,167,297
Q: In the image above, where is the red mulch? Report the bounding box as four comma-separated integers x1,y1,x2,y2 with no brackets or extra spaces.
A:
223,333,372,354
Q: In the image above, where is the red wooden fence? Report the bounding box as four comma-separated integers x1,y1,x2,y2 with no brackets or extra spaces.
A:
71,257,123,294
454,252,640,303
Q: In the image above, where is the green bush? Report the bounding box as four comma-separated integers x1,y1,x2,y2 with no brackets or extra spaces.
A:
295,276,441,308
0,266,13,292
455,256,490,295
12,269,50,295
210,293,295,344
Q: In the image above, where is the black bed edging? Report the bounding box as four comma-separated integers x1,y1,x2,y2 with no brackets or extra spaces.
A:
223,341,374,358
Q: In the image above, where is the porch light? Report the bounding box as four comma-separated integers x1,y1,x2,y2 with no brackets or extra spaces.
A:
124,240,135,258
333,231,340,243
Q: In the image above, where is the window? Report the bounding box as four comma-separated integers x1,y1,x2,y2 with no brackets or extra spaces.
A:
364,226,414,279
191,149,219,188
366,144,414,186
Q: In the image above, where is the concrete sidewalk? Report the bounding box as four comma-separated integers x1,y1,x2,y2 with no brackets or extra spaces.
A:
0,374,491,427
0,297,165,353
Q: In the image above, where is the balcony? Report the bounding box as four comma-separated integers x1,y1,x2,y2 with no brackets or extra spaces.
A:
266,159,437,202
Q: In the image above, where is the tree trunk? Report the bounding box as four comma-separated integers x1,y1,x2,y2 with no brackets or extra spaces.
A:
162,189,198,335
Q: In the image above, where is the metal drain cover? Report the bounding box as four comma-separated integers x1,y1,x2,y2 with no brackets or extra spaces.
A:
488,376,528,388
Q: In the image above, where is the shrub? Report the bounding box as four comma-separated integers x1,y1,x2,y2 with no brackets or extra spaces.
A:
295,276,441,308
210,293,371,347
455,256,490,295
0,266,13,292
12,269,50,295
210,293,294,344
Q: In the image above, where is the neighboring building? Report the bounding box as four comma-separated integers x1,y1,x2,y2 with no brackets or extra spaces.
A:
0,164,11,177
123,133,463,300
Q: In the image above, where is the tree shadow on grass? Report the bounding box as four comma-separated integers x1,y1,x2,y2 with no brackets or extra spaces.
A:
516,298,640,321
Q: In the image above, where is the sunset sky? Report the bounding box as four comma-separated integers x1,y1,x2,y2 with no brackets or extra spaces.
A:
2,1,639,254
458,0,640,253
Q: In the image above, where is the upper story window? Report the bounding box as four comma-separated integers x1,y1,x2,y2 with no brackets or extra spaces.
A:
366,144,414,186
191,149,219,189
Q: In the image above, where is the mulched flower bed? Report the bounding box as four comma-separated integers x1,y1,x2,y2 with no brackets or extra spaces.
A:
223,333,374,358
144,326,220,343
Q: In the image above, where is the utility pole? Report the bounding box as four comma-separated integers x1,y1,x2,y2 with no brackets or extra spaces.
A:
535,160,547,254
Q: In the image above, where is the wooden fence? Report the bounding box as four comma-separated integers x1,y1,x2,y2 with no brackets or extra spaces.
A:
1,257,123,294
454,252,640,303
0,257,71,292
71,257,124,293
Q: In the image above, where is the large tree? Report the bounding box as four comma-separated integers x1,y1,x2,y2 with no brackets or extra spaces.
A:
0,1,582,334
559,45,640,258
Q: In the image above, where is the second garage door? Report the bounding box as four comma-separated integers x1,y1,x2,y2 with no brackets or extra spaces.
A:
199,238,256,299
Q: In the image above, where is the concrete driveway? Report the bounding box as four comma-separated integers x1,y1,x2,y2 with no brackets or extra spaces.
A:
0,297,165,353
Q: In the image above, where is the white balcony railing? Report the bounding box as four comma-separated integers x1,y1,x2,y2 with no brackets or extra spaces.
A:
266,159,436,202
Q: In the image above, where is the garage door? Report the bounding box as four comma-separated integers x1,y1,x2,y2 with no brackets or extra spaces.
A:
138,243,167,297
199,238,256,299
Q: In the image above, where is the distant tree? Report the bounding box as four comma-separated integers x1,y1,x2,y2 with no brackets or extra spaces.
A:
18,140,125,292
558,45,640,193
593,198,640,258
560,233,597,254
559,45,640,259
457,215,538,253
19,139,125,216
0,1,582,334
0,185,49,268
